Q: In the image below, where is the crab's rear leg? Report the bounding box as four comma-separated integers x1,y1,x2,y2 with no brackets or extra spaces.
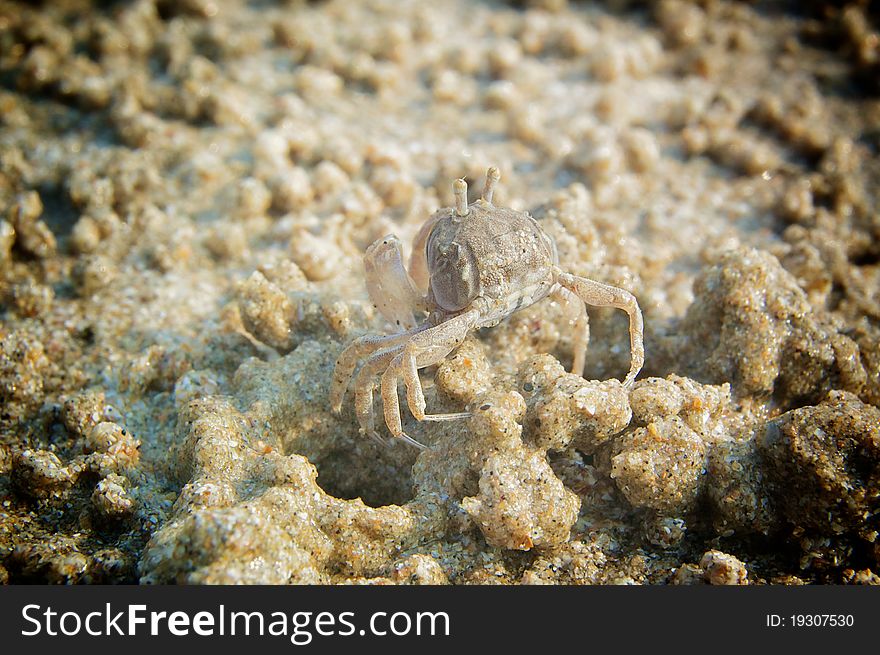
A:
365,235,426,331
380,310,480,447
552,285,590,377
554,269,644,387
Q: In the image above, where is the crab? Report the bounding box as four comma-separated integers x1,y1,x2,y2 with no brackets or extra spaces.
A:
330,167,644,448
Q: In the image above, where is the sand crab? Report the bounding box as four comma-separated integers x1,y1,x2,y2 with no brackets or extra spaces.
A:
331,167,644,448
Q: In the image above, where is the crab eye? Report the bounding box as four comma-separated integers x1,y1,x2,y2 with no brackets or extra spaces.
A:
428,241,479,311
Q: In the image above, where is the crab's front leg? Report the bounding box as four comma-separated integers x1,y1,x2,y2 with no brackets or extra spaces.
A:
380,310,480,447
365,235,426,331
554,269,644,387
330,327,425,414
351,343,406,445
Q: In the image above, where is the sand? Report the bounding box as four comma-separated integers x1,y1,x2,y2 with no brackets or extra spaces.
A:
1,0,878,585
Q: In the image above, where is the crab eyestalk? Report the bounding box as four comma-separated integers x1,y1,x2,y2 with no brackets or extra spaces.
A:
453,178,469,217
481,166,501,204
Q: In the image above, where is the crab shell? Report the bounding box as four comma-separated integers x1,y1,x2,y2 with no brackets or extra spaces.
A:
425,201,559,327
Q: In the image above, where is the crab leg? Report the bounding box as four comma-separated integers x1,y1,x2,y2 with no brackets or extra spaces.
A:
330,326,425,414
352,343,407,444
552,285,590,377
380,310,480,447
399,351,471,423
554,269,644,387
